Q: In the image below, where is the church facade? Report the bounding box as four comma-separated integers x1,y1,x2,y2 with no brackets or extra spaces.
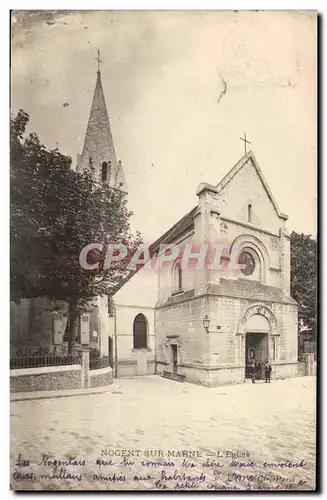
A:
10,67,298,386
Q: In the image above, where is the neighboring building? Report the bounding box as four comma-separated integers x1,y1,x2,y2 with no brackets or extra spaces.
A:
10,66,298,386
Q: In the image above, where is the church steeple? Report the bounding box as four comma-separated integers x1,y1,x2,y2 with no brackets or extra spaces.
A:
77,52,128,194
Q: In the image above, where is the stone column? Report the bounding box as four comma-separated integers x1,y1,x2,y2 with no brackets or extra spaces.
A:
81,347,90,389
193,183,221,290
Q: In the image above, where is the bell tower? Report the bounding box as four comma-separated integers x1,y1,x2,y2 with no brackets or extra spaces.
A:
77,50,128,194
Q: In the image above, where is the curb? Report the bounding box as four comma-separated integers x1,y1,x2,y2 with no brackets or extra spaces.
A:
10,383,121,402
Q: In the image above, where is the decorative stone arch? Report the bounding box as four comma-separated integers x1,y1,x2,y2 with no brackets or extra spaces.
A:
230,234,270,284
236,304,279,365
238,304,277,335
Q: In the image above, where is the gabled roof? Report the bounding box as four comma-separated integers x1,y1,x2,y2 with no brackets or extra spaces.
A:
216,151,288,220
150,150,287,253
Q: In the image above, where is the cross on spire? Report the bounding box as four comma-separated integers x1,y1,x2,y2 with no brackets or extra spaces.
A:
240,133,251,155
94,49,103,74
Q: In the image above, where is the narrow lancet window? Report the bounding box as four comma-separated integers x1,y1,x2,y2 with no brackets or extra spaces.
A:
102,162,108,182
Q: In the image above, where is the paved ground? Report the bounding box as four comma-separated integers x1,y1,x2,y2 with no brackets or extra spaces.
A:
10,376,316,491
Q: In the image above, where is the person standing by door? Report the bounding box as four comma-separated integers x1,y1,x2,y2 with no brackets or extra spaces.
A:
250,360,256,383
255,360,262,381
264,361,272,383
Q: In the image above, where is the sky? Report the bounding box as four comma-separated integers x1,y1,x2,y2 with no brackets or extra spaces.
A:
11,10,317,244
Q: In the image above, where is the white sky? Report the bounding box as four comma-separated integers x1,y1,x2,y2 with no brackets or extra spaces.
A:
11,10,317,244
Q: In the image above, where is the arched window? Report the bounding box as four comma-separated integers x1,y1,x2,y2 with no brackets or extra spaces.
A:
101,161,108,182
248,204,252,223
133,314,148,349
173,260,183,292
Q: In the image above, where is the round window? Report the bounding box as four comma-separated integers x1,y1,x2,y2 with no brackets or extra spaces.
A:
238,251,255,276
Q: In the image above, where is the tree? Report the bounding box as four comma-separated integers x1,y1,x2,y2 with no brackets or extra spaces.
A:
290,231,317,338
11,110,142,352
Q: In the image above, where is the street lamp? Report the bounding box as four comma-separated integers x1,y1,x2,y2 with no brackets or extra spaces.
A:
203,314,210,334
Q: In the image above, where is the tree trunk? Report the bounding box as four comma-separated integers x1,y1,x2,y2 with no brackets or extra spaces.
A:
67,301,78,354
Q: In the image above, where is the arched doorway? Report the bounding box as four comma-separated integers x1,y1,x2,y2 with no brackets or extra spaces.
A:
245,314,270,378
238,305,277,379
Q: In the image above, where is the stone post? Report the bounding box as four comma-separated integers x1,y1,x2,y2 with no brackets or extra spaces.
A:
81,347,90,389
304,353,315,376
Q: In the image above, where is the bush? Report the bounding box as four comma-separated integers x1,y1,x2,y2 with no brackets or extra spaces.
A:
89,348,108,370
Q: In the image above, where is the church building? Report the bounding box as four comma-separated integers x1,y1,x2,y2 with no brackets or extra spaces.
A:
76,65,298,385
11,64,299,387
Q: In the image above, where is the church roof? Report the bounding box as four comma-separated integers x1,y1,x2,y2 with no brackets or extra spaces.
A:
78,70,128,193
216,150,288,220
150,150,287,253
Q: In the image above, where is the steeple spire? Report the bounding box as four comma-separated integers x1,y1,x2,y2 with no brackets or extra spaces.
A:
77,54,128,194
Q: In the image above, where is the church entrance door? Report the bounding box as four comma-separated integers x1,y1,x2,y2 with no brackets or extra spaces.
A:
171,345,178,374
245,332,268,378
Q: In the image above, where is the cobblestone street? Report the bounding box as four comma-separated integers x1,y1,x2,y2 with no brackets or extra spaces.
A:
10,376,316,491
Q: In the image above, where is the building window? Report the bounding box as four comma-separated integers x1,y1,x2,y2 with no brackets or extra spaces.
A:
173,260,183,292
248,204,252,223
238,250,256,276
101,162,108,182
133,314,148,349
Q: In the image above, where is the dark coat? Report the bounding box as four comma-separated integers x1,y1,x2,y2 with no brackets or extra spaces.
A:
264,363,272,376
255,362,261,375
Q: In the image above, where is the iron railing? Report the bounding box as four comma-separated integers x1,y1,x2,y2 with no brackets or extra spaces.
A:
10,352,81,369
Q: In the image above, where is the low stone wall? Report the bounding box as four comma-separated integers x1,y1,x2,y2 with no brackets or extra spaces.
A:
10,365,81,393
10,349,114,393
271,361,298,380
89,366,113,388
156,362,245,387
298,353,316,377
156,360,302,387
117,360,138,378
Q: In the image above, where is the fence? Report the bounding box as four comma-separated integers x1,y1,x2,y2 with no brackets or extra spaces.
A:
10,348,113,393
10,352,81,370
10,348,109,371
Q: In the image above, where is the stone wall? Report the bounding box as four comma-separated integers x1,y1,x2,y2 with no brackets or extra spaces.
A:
10,365,81,393
297,353,316,377
10,350,113,393
89,366,113,388
156,294,210,370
